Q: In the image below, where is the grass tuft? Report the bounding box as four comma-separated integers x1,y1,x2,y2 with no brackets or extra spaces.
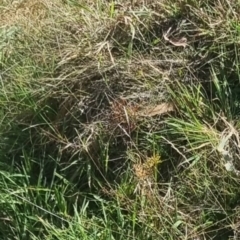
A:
1,0,240,239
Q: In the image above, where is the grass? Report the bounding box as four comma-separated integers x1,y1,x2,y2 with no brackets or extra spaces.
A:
1,0,240,239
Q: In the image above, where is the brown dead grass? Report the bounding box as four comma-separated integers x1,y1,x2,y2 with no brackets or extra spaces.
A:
1,0,55,27
1,0,240,239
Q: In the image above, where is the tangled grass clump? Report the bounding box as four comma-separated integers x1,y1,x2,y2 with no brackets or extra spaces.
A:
1,0,240,239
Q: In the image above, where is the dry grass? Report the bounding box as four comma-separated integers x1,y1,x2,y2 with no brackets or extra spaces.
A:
1,0,240,239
